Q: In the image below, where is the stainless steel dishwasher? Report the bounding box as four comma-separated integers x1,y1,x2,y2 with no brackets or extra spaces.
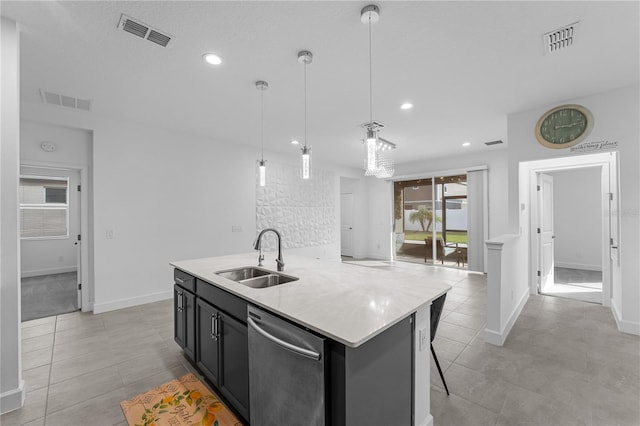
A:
247,306,326,425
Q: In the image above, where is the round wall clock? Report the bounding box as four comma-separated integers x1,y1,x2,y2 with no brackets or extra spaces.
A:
535,104,593,149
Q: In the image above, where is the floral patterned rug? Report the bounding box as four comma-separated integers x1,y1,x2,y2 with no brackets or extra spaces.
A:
120,373,244,426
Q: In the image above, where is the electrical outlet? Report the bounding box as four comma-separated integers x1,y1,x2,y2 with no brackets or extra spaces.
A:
106,229,114,239
231,225,243,232
419,327,428,351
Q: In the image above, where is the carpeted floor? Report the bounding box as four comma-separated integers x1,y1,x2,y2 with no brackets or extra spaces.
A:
21,272,78,321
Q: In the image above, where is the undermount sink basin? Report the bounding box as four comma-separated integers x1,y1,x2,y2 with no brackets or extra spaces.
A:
215,267,299,289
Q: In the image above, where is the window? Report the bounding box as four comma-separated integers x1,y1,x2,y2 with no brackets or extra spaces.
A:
20,176,69,239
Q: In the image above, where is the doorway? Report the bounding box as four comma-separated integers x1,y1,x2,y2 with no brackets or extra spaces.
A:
526,152,618,307
20,165,82,321
538,169,603,304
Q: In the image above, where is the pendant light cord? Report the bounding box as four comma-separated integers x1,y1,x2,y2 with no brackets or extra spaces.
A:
304,59,308,149
260,87,264,161
369,15,373,124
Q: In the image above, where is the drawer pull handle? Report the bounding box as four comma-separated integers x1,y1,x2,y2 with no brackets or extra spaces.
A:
175,277,185,284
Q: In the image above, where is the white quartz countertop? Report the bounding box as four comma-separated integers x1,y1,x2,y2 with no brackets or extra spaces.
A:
170,253,451,348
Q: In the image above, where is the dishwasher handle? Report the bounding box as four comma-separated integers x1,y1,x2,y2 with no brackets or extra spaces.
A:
247,317,321,361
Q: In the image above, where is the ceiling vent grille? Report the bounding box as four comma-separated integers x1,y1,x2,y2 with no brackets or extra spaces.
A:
118,14,172,47
40,90,91,111
543,22,579,55
484,140,503,146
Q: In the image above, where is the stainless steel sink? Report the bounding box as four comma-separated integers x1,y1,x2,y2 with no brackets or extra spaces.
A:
215,267,298,289
216,267,270,281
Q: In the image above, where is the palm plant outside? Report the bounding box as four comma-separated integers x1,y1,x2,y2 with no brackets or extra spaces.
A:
408,207,439,233
406,207,467,244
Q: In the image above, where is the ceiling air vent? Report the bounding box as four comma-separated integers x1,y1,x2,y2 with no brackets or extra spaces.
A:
484,140,503,146
543,22,579,55
118,14,172,47
40,90,91,111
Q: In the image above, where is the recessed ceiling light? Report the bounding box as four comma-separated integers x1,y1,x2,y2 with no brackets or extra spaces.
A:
462,141,471,147
290,139,299,145
202,53,222,65
400,102,413,110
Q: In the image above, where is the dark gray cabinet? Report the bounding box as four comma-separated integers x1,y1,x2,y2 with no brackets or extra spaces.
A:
173,270,195,362
195,298,249,421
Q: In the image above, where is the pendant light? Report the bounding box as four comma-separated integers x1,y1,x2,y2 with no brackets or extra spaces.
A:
361,4,396,178
256,80,268,187
298,50,313,180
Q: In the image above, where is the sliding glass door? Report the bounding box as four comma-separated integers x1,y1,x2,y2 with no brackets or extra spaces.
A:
393,175,468,268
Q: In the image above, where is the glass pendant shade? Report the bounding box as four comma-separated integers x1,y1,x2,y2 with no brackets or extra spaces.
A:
365,138,378,173
301,146,311,180
258,159,266,187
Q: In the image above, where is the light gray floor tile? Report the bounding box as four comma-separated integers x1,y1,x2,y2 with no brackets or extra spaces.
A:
114,350,183,385
0,388,47,426
21,323,56,340
440,311,485,331
51,334,111,363
44,388,126,426
432,336,467,362
49,347,121,384
437,321,477,344
121,364,189,401
21,316,56,329
22,347,52,370
430,385,499,426
19,417,45,426
46,366,124,414
23,364,51,393
22,333,54,354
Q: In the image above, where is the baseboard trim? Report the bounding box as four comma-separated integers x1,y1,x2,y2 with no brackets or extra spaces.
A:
93,290,172,314
418,413,434,426
611,300,640,336
555,262,602,272
485,289,529,346
0,381,25,415
21,266,77,278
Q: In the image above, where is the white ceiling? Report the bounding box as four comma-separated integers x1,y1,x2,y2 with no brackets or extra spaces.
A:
2,1,638,169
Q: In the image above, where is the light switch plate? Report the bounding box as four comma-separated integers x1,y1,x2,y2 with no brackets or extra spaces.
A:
231,225,243,233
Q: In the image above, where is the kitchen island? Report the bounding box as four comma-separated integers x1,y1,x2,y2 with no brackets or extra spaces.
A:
171,253,451,426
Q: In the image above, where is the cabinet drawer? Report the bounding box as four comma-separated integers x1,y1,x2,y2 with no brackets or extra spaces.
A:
196,279,247,323
174,269,195,292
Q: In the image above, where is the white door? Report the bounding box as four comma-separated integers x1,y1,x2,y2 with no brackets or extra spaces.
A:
538,173,555,293
340,193,354,257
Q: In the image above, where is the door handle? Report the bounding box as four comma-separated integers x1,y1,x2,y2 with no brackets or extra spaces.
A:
211,313,218,341
247,317,320,360
176,291,183,311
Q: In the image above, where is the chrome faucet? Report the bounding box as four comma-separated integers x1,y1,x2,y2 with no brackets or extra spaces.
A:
253,228,285,272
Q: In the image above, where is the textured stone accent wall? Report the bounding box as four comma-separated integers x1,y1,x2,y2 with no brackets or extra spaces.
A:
256,162,336,250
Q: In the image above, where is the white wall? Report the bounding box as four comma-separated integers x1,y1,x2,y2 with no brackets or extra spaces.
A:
1,16,24,414
19,101,363,313
507,85,640,333
549,168,602,270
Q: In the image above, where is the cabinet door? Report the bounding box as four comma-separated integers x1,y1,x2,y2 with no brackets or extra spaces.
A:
196,298,220,387
174,284,186,348
174,285,196,362
183,290,196,361
219,313,249,421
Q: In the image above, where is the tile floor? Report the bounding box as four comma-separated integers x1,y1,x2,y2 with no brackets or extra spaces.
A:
2,264,638,426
